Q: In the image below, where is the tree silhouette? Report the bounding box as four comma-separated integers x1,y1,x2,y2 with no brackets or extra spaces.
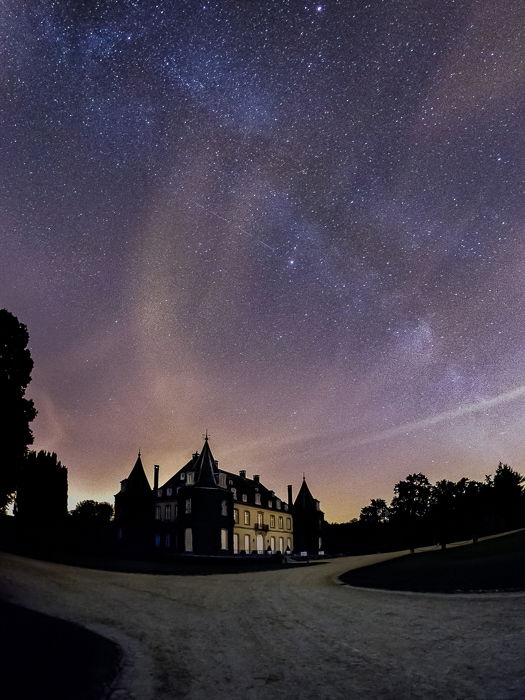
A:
16,451,68,525
71,500,114,523
390,473,432,551
0,309,37,511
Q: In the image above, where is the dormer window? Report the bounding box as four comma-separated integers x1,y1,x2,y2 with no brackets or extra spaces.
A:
157,489,163,497
284,504,288,511
180,473,186,481
242,493,247,503
186,472,194,485
255,492,261,505
167,487,172,496
276,499,281,510
219,473,227,488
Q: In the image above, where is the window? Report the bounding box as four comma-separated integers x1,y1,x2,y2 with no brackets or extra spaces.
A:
244,511,250,525
284,504,288,511
270,515,275,528
287,537,292,551
231,487,237,499
233,533,239,554
186,472,194,485
276,499,281,510
268,500,272,508
255,492,261,505
220,528,228,550
257,512,263,526
270,536,275,552
185,498,191,514
165,534,171,548
242,493,247,503
278,516,283,529
286,517,291,530
221,500,228,516
234,508,239,523
155,534,161,548
244,534,250,553
155,505,161,520
219,473,226,488
164,504,172,521
180,472,186,481
184,528,193,552
157,489,163,497
167,487,172,496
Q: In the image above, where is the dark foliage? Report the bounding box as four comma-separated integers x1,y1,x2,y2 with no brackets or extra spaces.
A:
326,463,525,555
0,309,37,510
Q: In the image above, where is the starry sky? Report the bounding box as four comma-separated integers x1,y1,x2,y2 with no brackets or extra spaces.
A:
2,0,525,522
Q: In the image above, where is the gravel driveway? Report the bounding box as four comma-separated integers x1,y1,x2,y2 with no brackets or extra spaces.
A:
1,551,523,699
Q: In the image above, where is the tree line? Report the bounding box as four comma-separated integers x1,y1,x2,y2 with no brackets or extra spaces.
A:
324,465,525,555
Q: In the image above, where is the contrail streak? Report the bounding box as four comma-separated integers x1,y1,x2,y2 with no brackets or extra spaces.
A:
187,199,277,252
348,383,525,447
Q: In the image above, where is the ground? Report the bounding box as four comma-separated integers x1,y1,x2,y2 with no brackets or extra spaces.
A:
1,550,524,699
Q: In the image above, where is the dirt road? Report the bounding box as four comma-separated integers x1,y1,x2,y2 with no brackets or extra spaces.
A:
1,551,523,699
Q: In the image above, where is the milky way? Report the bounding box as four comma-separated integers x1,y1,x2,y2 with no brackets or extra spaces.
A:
2,0,525,520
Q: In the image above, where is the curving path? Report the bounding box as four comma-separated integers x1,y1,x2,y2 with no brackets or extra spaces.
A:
1,551,524,699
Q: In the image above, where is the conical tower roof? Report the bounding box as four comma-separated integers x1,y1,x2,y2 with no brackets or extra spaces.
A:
294,476,317,510
126,452,151,492
194,435,218,487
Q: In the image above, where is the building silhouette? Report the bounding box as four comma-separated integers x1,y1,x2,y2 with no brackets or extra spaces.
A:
115,437,324,555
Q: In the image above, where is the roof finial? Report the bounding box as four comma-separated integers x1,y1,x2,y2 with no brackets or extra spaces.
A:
138,449,141,458
302,472,305,482
203,430,209,443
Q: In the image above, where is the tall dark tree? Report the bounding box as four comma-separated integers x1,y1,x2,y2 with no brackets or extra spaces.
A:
0,309,37,511
430,479,458,549
492,463,524,530
16,451,68,525
390,473,432,551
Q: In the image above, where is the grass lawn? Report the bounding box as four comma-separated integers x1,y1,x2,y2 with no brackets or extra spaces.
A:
0,600,121,699
340,530,525,593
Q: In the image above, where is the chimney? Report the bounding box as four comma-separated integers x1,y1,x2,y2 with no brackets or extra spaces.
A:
154,465,159,491
239,469,246,479
253,475,260,484
287,484,293,506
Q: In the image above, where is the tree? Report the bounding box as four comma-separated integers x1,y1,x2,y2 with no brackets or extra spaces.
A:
359,498,390,526
71,500,114,523
390,473,432,551
16,451,68,525
430,479,458,549
492,463,524,529
0,309,37,510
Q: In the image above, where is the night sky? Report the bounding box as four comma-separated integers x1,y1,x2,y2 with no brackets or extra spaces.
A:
2,1,525,522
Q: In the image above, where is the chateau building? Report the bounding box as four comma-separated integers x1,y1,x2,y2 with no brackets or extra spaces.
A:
115,436,324,556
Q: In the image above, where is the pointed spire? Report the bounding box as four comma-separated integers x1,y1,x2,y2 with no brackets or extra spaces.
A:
125,451,151,491
194,437,217,487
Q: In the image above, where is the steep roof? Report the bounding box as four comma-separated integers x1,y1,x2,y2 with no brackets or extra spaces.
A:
125,452,151,492
294,477,318,511
194,436,218,487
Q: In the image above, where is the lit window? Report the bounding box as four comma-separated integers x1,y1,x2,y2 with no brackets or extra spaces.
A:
221,500,228,516
255,492,261,505
278,516,283,529
286,517,291,530
186,472,194,485
244,511,250,525
185,498,191,514
234,508,239,523
220,528,228,550
270,515,275,528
